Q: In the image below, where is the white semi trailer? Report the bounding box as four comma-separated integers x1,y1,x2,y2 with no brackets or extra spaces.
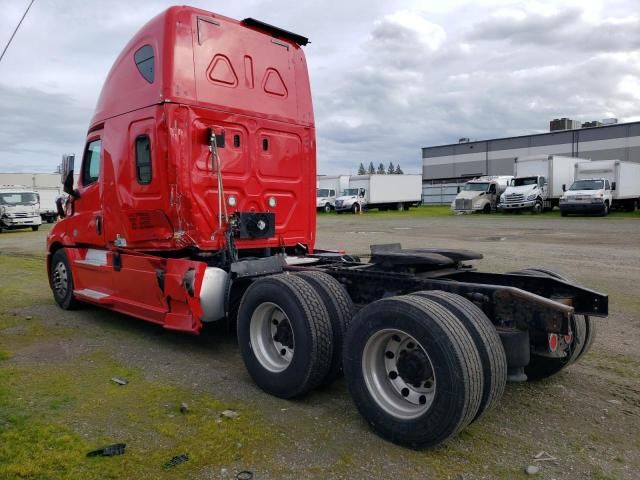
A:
560,160,640,216
500,155,588,213
334,174,422,213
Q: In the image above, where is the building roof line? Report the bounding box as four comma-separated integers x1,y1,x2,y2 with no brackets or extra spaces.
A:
422,119,640,151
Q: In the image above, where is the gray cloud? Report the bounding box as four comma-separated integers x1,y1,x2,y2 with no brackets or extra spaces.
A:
0,84,91,172
0,1,639,176
469,8,640,53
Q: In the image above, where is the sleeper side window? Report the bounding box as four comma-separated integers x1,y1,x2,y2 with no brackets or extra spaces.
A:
134,45,154,83
135,135,152,184
82,139,101,187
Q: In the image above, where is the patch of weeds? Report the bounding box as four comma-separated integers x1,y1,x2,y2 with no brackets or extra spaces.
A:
584,351,640,380
0,350,9,361
0,313,78,357
0,255,51,311
0,352,282,479
590,467,619,480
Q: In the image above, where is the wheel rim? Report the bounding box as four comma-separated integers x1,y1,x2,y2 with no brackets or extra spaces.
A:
53,261,69,298
249,302,295,373
324,204,331,213
362,329,436,419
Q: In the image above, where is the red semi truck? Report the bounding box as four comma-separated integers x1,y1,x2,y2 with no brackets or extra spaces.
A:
47,6,606,449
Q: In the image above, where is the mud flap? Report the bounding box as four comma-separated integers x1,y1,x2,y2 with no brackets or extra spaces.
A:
163,259,207,333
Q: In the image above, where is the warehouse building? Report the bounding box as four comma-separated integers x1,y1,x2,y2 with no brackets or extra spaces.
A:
421,118,640,204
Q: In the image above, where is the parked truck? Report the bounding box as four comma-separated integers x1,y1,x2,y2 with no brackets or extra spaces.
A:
451,175,512,214
46,7,607,450
560,160,640,216
500,155,587,213
316,175,349,212
334,174,422,213
37,187,63,223
0,185,42,232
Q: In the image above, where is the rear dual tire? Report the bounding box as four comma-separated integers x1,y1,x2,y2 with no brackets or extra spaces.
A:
343,295,484,449
237,274,333,398
411,291,506,422
293,271,354,385
237,272,353,398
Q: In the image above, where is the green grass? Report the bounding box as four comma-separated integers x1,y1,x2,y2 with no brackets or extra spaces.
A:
0,354,281,480
319,205,453,217
319,204,640,219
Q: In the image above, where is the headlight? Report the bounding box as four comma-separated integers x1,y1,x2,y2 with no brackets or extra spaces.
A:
560,198,567,203
591,198,603,203
527,194,537,201
227,195,237,207
473,203,483,208
268,196,277,208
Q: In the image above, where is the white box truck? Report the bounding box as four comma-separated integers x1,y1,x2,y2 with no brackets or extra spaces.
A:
316,175,349,212
335,174,422,213
560,160,640,216
451,175,513,214
0,185,43,232
500,155,587,213
36,186,63,223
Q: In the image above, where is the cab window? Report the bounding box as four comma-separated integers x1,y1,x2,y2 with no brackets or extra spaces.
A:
135,135,152,184
82,139,101,186
605,180,611,190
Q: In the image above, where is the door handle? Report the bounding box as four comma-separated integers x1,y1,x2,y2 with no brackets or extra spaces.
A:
96,215,102,235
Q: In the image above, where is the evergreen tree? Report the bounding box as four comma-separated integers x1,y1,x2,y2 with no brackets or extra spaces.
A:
395,164,404,174
377,163,386,174
357,162,366,175
367,162,375,174
387,162,395,174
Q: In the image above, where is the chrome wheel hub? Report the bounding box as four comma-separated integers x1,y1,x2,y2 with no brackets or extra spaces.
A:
362,329,436,419
250,302,295,373
53,261,68,298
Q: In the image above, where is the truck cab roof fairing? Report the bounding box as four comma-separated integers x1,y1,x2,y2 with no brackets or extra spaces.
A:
90,6,314,128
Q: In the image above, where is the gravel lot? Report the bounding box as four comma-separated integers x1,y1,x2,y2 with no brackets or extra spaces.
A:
1,210,639,479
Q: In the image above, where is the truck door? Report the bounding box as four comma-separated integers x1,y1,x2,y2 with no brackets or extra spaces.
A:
539,176,548,199
488,183,497,207
73,134,105,246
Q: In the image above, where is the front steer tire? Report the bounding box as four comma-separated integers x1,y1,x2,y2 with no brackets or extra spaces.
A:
50,249,80,310
410,291,506,422
294,271,354,385
237,274,333,399
343,295,483,449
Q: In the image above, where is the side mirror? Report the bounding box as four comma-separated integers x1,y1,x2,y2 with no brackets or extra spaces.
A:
562,184,566,192
61,154,76,196
612,182,616,191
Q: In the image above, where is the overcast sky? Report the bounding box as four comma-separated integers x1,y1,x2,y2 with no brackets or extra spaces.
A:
0,0,639,174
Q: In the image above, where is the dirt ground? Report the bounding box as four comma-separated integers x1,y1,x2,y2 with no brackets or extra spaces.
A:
1,210,639,479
